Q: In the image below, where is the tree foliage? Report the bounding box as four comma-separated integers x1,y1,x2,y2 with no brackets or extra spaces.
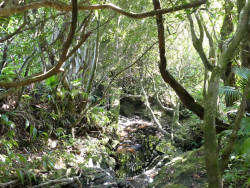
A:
0,0,250,187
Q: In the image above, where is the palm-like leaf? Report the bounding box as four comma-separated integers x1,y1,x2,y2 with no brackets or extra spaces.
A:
233,67,250,80
219,86,241,104
233,67,250,91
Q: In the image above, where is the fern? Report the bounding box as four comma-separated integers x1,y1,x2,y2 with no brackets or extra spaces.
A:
233,67,250,91
219,67,250,104
219,86,241,104
233,67,250,80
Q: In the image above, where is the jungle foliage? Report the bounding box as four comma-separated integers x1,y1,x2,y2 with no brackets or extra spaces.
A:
0,0,250,187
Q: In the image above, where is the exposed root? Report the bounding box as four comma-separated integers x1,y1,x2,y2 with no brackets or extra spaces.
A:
0,179,19,188
29,174,82,188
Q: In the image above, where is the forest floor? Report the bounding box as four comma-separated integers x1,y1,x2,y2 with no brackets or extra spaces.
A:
115,116,207,188
0,113,208,188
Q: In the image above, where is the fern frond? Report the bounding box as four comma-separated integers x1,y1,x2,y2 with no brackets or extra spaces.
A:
233,67,250,80
219,86,241,103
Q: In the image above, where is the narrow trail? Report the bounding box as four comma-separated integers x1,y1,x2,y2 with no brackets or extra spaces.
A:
113,116,169,187
117,115,157,154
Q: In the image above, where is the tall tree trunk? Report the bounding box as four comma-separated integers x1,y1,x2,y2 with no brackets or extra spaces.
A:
238,0,250,113
203,2,250,187
220,77,250,172
152,0,250,187
203,68,222,188
152,0,229,133
220,0,236,107
79,17,100,111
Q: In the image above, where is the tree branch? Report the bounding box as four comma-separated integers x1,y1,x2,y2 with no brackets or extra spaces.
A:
153,0,229,133
220,77,250,173
220,1,250,69
0,179,19,188
0,0,207,18
140,79,171,138
0,41,9,73
0,0,78,88
0,21,26,42
200,13,216,64
187,13,214,71
29,174,82,188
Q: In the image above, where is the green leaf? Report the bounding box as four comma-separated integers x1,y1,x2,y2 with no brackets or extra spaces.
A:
233,67,250,80
46,76,58,88
17,154,27,164
43,161,47,169
16,170,24,184
7,130,15,139
241,138,250,156
9,122,15,129
42,132,48,139
30,125,34,136
0,115,9,124
184,9,191,14
27,172,32,183
247,177,250,186
219,86,241,103
47,160,54,169
32,127,38,139
11,140,19,148
30,171,37,182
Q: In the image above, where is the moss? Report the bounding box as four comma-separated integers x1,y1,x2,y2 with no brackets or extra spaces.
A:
149,148,207,188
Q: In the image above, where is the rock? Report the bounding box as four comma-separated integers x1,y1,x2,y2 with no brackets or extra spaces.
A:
60,182,79,188
149,148,207,188
120,95,149,119
117,178,127,187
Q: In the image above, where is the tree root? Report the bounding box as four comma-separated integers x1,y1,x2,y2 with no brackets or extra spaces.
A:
0,179,19,188
29,174,82,188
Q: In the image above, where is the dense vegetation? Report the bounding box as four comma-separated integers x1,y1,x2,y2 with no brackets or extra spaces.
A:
0,0,250,187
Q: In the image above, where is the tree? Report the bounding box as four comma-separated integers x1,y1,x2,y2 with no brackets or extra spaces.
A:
1,0,249,187
151,0,250,187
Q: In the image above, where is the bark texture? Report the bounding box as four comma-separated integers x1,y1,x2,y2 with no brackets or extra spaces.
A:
203,2,250,187
220,77,250,173
152,0,229,133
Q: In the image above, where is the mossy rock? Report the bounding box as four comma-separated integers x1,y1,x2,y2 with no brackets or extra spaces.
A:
149,148,207,188
164,185,187,188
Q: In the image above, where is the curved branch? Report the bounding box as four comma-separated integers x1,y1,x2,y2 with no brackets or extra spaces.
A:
200,13,216,64
0,0,78,88
220,1,250,68
72,41,158,128
188,14,214,71
0,179,19,188
153,0,229,133
220,77,250,173
0,0,207,18
0,21,26,42
140,79,171,138
0,88,19,100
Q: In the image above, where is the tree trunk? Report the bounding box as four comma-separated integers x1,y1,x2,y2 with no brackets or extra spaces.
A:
220,77,250,172
238,0,250,113
203,2,250,187
152,0,250,187
152,0,229,133
203,68,222,188
140,80,171,138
